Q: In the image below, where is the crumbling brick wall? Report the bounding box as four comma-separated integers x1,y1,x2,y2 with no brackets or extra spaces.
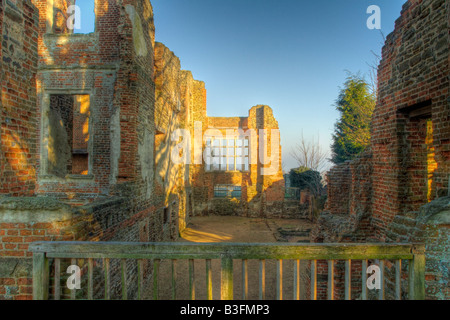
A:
0,0,290,300
190,105,288,218
324,163,351,215
153,42,197,234
0,0,176,300
314,0,449,300
372,0,449,238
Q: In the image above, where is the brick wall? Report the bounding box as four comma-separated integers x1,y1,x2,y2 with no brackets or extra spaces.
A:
1,0,291,301
190,105,288,218
0,0,39,197
371,0,449,238
324,162,351,215
314,0,449,300
0,0,179,300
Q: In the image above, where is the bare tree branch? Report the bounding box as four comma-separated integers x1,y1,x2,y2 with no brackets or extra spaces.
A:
290,132,329,173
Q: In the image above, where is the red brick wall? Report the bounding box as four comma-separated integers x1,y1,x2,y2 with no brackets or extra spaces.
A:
0,0,39,197
189,105,286,218
0,0,173,301
372,0,449,239
314,0,450,300
321,0,449,240
324,163,351,215
0,207,77,300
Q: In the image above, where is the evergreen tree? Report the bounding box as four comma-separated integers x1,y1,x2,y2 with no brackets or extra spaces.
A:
331,74,376,164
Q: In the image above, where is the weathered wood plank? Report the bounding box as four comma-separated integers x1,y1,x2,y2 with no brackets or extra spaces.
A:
44,251,414,260
362,259,368,301
276,259,283,300
221,255,233,300
259,259,265,300
345,260,351,300
172,259,177,300
70,258,76,300
378,260,385,300
33,252,49,300
137,259,143,300
242,259,248,300
311,260,317,300
104,258,110,300
409,245,425,300
121,259,127,300
395,259,402,300
328,260,334,301
30,242,415,260
54,258,60,301
206,259,212,300
189,259,195,300
153,259,160,300
88,258,93,300
293,260,300,300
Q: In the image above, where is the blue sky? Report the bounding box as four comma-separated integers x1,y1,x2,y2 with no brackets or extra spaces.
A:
150,0,405,171
76,0,406,171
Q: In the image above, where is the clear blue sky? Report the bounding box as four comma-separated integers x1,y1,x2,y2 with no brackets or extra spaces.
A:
150,0,405,171
76,0,406,171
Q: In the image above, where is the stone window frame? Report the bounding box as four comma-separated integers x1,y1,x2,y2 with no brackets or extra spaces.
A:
39,90,95,182
205,136,250,172
45,0,98,35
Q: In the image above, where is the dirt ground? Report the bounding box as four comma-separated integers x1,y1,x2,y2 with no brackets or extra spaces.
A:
143,216,314,300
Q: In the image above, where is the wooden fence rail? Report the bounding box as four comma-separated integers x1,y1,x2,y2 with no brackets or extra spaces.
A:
30,242,425,300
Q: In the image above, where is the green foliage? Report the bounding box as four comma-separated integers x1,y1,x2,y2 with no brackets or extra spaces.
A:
331,74,376,164
289,167,323,195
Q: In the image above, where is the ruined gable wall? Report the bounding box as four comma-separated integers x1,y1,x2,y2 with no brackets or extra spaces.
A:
193,117,252,217
191,105,287,218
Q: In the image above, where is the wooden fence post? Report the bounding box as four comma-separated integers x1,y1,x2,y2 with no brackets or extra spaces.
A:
409,244,426,300
221,255,233,300
33,252,49,300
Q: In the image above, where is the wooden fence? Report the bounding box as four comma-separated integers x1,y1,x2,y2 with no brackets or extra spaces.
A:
30,242,425,300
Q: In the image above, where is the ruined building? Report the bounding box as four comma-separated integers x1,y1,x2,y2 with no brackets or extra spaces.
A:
313,0,449,300
0,0,287,300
